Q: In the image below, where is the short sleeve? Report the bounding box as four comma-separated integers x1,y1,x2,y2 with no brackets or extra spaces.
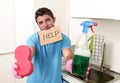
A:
61,34,71,49
26,33,38,47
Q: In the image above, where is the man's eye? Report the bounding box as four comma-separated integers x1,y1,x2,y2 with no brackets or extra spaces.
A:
38,22,43,25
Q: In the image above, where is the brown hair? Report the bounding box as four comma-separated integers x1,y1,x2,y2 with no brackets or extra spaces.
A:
35,7,54,22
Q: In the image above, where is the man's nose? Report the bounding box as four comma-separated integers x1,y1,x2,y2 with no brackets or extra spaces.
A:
43,22,47,27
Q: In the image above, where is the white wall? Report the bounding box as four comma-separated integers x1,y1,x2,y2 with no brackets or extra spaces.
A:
15,0,34,47
92,19,120,73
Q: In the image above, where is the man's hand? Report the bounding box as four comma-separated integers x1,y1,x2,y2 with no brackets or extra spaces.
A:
65,59,73,74
12,63,23,78
12,45,34,78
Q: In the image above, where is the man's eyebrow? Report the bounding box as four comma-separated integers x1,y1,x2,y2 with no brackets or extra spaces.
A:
45,18,51,21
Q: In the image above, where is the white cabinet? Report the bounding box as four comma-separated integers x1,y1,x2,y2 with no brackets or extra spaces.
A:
69,0,120,20
112,1,120,20
0,54,15,83
0,0,15,54
0,53,27,83
0,0,34,54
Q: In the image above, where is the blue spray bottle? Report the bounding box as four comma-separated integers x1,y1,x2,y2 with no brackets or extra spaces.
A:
72,21,97,77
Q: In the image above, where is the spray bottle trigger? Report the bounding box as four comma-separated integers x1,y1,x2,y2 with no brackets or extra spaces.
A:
89,22,97,33
90,26,94,33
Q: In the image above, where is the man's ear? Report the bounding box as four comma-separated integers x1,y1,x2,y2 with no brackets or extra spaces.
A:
53,17,56,22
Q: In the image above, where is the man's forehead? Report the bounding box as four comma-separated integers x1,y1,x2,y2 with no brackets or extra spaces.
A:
37,14,52,21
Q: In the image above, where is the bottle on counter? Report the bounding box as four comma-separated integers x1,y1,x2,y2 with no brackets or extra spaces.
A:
72,21,97,77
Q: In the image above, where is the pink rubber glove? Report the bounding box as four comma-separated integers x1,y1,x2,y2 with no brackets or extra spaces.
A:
12,63,23,78
65,59,73,74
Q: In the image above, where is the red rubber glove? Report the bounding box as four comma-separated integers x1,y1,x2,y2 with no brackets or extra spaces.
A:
65,59,73,74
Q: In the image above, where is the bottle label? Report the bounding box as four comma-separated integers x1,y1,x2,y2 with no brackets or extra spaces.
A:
72,55,90,77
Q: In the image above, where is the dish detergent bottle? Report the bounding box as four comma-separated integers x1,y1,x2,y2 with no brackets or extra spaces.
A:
72,21,97,77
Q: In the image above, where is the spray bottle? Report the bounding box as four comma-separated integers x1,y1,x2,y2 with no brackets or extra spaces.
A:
72,21,97,77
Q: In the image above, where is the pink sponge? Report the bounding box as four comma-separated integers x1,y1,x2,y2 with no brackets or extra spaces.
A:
15,45,33,77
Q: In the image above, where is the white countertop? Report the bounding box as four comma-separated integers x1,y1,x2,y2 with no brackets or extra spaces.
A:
62,72,85,83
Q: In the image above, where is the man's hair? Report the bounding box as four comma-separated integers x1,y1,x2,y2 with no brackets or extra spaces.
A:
35,7,54,22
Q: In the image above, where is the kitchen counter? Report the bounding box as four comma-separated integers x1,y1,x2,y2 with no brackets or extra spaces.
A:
104,69,120,83
62,72,85,83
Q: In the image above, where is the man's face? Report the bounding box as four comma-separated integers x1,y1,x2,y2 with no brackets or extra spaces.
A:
36,14,56,30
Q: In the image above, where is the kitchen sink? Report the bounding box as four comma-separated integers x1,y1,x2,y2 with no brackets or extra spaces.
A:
62,68,114,83
86,68,114,83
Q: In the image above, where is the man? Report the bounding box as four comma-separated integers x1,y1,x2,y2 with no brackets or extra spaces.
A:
13,7,73,83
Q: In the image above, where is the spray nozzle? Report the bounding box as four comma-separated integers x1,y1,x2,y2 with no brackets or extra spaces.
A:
80,21,97,33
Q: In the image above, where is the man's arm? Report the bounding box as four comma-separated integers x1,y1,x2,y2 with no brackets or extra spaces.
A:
62,48,73,74
28,46,35,57
62,48,73,62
